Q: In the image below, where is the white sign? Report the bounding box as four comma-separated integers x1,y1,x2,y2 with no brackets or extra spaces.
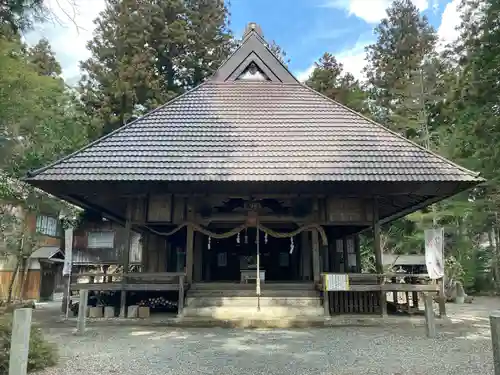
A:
425,228,444,279
62,227,73,276
324,274,349,291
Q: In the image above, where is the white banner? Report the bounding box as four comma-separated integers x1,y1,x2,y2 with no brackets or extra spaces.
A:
62,227,73,276
424,228,444,279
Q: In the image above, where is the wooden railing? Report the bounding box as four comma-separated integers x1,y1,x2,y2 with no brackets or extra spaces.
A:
70,272,186,315
321,273,438,315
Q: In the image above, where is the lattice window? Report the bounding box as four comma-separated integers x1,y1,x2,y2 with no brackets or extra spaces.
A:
237,62,270,81
36,215,58,237
87,231,115,249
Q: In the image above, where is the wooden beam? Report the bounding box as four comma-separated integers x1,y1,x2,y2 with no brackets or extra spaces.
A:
119,200,132,318
71,283,182,291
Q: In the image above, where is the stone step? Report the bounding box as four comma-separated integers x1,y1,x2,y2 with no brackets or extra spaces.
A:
175,316,328,328
182,305,324,319
188,289,319,298
186,296,322,308
190,282,315,291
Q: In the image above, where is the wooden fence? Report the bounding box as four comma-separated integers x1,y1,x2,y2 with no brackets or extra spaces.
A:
321,273,439,315
70,272,186,314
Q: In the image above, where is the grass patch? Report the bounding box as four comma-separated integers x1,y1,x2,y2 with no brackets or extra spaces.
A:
0,312,58,373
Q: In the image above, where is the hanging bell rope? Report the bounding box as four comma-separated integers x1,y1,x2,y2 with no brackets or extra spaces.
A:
145,221,328,245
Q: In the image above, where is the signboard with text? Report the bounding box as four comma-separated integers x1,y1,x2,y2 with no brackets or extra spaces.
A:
324,274,350,291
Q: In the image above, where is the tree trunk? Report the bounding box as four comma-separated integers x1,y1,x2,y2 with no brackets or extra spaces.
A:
7,258,20,303
19,257,29,301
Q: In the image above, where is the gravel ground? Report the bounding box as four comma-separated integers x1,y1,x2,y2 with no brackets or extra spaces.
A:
36,323,493,375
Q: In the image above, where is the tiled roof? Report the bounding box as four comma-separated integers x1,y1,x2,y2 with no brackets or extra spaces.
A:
29,81,480,182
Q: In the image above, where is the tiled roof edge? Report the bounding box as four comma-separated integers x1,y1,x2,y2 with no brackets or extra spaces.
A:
208,30,299,84
299,83,484,181
26,81,209,180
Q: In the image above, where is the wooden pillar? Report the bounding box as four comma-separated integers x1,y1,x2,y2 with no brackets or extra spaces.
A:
438,278,447,317
312,229,321,283
342,236,349,273
373,197,387,316
178,274,185,317
185,226,194,283
185,198,194,283
193,231,203,282
141,232,149,272
354,235,361,273
301,231,311,281
120,200,132,318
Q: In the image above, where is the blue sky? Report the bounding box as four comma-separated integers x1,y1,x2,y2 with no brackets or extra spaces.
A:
27,0,462,84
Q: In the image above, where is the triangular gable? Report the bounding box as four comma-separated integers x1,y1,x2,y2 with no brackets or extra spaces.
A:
211,26,297,83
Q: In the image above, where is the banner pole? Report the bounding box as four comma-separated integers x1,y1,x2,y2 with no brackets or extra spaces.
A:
256,218,261,312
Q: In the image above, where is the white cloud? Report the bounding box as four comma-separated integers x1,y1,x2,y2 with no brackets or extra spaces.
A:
323,0,429,24
436,0,461,50
295,65,316,83
26,0,106,82
294,37,372,83
336,39,370,80
298,0,461,83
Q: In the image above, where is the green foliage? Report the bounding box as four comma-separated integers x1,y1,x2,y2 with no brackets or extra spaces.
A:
79,0,233,136
0,0,48,35
0,37,90,177
0,314,58,373
306,52,368,114
364,0,437,135
354,0,500,295
27,37,62,76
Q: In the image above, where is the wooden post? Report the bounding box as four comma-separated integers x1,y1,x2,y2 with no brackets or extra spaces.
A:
311,230,321,283
301,231,311,281
141,232,149,272
373,197,387,316
76,290,88,335
342,237,349,273
178,274,185,316
354,235,361,272
9,308,32,375
423,292,436,338
438,278,447,317
120,200,132,318
185,226,194,284
490,310,500,375
323,275,330,316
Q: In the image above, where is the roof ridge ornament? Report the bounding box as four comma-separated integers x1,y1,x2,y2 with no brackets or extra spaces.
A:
244,22,263,38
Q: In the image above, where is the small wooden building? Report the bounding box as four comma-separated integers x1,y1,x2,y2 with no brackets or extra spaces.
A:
26,23,482,319
0,180,66,302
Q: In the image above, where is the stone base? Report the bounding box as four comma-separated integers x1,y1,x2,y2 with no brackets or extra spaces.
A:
138,306,150,319
127,305,138,318
89,306,103,318
104,306,115,318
